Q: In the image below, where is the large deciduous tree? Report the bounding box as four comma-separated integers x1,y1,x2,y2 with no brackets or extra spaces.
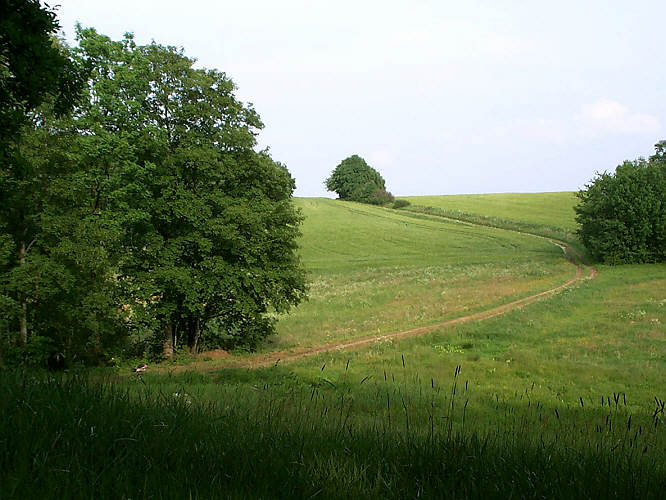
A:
574,141,666,264
72,29,306,355
1,23,306,364
325,155,393,205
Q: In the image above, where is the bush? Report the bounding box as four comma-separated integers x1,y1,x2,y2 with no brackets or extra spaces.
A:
392,199,411,209
325,155,392,205
574,141,666,264
367,188,395,205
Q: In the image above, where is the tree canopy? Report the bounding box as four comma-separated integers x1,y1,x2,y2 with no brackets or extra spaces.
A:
325,155,394,205
574,141,666,264
0,0,83,142
0,23,306,365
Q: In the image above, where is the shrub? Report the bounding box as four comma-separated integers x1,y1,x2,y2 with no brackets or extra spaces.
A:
367,188,395,205
393,199,411,209
574,141,666,264
325,155,392,205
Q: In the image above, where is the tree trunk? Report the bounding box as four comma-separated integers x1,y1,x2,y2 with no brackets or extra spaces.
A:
19,240,27,345
162,322,174,358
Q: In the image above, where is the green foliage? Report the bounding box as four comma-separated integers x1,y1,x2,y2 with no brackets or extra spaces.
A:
392,199,411,209
0,0,84,142
68,28,307,354
325,155,394,204
575,142,666,264
0,25,306,363
0,3,90,360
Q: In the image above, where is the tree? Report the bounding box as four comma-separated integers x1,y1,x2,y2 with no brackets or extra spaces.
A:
1,25,307,364
71,29,307,355
0,0,82,142
574,142,666,264
0,0,84,353
325,155,394,205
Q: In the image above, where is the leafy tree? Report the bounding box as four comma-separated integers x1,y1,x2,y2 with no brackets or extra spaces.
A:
1,24,306,364
574,142,666,264
325,155,394,205
0,1,84,354
0,0,82,142
71,29,307,355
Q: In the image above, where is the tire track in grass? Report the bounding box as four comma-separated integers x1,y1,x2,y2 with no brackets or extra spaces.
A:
166,209,597,372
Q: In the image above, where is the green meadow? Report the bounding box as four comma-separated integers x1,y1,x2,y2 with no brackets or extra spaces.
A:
2,194,665,498
404,192,581,246
270,198,573,350
405,192,579,232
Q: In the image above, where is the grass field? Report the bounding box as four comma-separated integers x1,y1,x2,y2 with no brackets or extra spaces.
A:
403,192,581,247
2,193,664,499
404,192,579,233
270,198,574,350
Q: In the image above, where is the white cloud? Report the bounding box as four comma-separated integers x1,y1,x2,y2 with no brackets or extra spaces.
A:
490,99,660,147
576,99,660,136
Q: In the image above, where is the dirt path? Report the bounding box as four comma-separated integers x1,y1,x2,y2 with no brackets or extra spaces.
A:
164,223,596,373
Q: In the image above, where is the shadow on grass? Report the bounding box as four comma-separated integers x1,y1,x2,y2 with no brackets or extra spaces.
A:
1,372,664,499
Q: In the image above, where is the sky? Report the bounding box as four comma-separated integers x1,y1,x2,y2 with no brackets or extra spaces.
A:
53,0,666,197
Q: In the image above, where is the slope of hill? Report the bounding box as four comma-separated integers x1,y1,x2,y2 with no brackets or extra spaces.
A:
271,198,574,350
4,194,663,499
404,192,579,232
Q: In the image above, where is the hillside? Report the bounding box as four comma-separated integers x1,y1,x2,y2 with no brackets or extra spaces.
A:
271,198,574,350
404,192,579,232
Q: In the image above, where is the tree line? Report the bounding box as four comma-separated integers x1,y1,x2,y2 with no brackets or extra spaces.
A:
0,1,306,366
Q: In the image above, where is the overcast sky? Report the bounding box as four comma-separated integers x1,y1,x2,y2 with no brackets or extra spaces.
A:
54,0,665,197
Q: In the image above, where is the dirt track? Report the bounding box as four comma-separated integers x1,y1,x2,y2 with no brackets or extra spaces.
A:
165,218,597,372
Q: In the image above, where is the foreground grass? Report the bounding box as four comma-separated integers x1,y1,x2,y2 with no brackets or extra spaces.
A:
1,370,663,499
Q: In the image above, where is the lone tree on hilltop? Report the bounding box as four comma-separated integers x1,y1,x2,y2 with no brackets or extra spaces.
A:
325,155,394,205
574,140,666,264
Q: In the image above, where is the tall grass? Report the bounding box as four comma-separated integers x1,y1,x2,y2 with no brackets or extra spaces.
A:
1,372,663,499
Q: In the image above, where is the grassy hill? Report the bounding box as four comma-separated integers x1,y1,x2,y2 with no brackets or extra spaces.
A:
404,192,579,232
2,193,664,499
272,198,573,350
402,192,581,248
